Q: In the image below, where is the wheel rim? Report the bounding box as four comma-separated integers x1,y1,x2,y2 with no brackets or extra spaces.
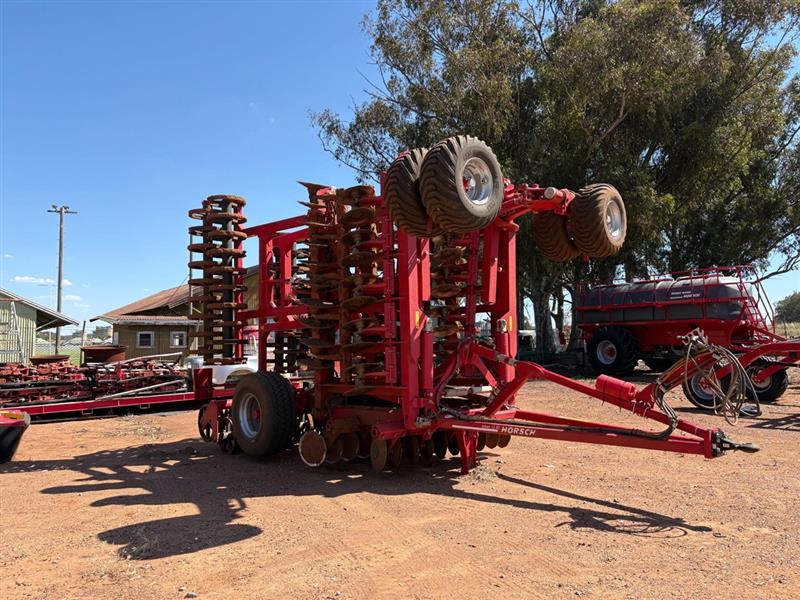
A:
604,200,624,240
462,157,493,205
689,375,716,404
596,340,618,365
750,371,772,391
237,392,261,440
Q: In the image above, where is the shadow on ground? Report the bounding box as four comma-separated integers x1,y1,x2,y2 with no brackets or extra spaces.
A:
2,437,711,559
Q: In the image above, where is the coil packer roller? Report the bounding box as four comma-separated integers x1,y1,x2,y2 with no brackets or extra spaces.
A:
192,135,757,473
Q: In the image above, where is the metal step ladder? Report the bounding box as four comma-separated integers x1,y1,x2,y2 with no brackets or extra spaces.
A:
0,298,26,363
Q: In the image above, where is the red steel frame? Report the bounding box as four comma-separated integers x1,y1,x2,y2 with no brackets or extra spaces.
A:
199,180,757,473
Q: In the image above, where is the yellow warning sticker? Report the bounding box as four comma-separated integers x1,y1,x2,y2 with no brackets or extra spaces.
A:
508,315,513,332
415,310,421,328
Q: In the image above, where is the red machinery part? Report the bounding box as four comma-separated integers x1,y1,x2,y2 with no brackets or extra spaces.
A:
193,137,757,474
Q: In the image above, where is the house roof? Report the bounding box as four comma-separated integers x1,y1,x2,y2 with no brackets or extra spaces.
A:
92,284,201,326
0,287,79,330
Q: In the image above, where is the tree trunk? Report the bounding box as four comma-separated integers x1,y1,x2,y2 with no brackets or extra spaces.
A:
531,287,555,359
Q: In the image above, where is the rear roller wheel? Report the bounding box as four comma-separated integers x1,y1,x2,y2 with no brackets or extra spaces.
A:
388,440,404,471
370,438,388,472
432,431,448,459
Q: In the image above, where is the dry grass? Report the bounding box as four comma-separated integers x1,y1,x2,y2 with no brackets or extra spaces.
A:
104,415,170,440
776,322,800,338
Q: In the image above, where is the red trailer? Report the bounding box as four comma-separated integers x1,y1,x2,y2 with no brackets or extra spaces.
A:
576,267,799,409
192,135,758,473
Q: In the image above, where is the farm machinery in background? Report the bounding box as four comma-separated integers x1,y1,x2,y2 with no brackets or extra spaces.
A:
192,135,758,473
0,353,189,416
576,267,800,411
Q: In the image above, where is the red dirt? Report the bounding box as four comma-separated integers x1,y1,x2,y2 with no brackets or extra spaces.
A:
3,373,799,599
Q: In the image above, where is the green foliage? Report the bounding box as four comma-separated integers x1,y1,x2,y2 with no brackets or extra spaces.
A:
775,290,800,322
312,0,800,354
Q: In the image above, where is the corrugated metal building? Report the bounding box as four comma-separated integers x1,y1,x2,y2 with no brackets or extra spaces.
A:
92,285,201,360
0,287,78,363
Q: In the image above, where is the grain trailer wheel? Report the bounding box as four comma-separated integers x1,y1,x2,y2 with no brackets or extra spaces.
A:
587,326,638,375
420,135,503,233
568,183,626,257
533,211,581,262
231,372,296,457
384,147,443,237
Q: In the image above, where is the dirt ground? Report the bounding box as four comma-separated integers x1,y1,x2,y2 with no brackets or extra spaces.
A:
2,371,799,600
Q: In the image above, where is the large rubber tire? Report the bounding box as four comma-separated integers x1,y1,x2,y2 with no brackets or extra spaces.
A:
420,135,503,233
384,148,443,237
231,372,296,457
568,183,626,257
747,366,788,404
533,212,580,262
642,357,678,372
587,327,638,375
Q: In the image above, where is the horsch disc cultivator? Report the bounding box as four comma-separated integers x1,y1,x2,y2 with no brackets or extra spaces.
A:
192,136,757,473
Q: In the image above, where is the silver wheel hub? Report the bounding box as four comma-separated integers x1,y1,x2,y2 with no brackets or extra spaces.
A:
238,392,261,440
596,340,618,365
690,375,715,402
605,201,623,240
462,157,493,205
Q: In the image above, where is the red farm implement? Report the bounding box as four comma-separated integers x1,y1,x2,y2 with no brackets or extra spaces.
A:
192,135,757,473
576,266,799,410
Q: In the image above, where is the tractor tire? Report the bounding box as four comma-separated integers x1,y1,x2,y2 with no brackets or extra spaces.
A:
747,366,788,404
231,371,296,457
587,327,638,375
533,211,581,262
420,135,503,233
384,148,443,237
568,183,626,257
642,357,677,372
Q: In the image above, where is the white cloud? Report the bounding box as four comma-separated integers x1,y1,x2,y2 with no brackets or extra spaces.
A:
73,302,91,309
13,275,73,286
63,294,82,301
14,275,54,285
3,253,13,259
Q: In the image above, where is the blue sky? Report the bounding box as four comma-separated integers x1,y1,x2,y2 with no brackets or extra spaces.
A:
0,0,797,330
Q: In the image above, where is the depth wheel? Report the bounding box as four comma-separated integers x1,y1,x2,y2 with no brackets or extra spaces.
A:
420,136,503,233
568,183,626,257
231,372,296,457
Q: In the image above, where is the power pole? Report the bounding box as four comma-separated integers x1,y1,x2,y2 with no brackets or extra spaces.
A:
48,205,77,353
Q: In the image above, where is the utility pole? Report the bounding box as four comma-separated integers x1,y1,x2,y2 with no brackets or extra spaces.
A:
48,205,77,353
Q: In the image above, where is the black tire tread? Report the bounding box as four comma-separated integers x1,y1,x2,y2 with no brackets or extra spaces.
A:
587,326,638,375
384,148,442,237
533,212,581,262
420,135,502,233
569,183,626,257
232,371,295,457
